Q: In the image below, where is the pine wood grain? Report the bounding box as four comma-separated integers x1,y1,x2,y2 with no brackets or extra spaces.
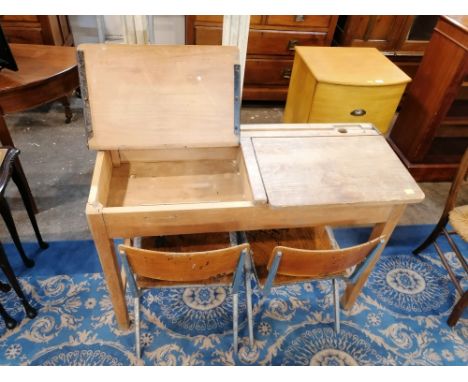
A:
78,44,239,150
120,242,248,282
251,135,424,208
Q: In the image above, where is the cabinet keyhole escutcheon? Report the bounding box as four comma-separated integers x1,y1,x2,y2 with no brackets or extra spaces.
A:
350,109,366,117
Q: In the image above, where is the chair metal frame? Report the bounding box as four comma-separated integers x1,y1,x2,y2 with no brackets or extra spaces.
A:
242,230,384,335
119,232,250,359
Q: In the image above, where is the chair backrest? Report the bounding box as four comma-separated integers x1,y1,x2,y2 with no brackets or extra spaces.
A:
119,243,250,282
268,236,385,279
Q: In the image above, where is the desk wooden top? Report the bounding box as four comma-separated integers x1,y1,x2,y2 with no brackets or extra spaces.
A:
243,124,424,208
0,44,77,93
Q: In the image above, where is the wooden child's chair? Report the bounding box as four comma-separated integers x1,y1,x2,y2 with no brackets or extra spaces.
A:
119,232,250,359
242,228,385,335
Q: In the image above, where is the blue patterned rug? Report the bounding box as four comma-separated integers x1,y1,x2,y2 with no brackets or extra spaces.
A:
0,225,467,365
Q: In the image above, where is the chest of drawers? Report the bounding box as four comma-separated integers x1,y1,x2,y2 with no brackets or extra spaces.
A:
0,15,73,46
185,16,338,101
283,47,411,133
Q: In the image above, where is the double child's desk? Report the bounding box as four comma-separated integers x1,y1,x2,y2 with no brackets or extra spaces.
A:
79,44,424,329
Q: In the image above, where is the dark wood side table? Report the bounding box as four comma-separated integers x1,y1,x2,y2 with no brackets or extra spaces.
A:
0,43,79,211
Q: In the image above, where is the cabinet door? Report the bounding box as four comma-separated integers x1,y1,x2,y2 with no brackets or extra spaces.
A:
396,15,439,52
336,16,409,50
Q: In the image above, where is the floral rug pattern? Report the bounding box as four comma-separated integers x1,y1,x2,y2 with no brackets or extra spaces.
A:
0,227,467,365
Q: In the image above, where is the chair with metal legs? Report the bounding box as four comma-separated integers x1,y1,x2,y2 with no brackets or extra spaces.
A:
119,232,250,359
242,228,385,335
413,149,468,327
0,146,48,268
0,241,38,329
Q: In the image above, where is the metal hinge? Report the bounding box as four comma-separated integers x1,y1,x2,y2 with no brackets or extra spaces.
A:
234,64,241,136
77,50,93,141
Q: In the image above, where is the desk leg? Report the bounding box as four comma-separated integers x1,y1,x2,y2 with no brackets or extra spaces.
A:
0,114,38,214
341,204,406,310
87,210,129,329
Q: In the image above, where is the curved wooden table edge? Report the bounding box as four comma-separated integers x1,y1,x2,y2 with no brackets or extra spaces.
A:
0,64,78,97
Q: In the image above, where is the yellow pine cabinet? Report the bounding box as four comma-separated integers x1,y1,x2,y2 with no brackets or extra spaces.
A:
284,47,411,133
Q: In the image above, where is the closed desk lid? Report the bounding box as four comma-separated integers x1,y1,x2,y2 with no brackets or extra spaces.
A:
77,44,240,150
295,47,411,87
251,133,424,208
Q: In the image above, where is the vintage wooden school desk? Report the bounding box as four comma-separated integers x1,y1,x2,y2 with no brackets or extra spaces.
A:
78,44,424,329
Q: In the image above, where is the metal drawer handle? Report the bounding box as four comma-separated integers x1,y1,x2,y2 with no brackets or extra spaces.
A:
350,109,366,117
287,39,298,51
295,15,305,22
282,68,292,79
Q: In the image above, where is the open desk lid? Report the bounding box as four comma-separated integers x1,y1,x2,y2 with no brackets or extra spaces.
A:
77,44,240,150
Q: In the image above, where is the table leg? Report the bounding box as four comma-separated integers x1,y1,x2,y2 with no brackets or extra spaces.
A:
87,210,130,329
59,96,72,124
0,113,14,146
341,204,406,310
0,196,35,268
0,114,38,214
0,242,37,319
12,160,48,249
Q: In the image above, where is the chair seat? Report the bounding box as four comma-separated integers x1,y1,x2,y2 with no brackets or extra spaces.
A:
136,273,234,289
449,205,468,242
140,232,233,253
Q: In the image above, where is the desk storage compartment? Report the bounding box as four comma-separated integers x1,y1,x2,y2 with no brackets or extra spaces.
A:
89,146,257,211
104,148,253,207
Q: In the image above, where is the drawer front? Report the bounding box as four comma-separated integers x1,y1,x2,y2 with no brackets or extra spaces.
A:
193,26,222,45
1,27,44,44
193,16,224,23
309,83,407,133
0,15,40,24
248,29,328,55
194,27,328,55
193,15,263,25
244,59,293,86
265,15,333,28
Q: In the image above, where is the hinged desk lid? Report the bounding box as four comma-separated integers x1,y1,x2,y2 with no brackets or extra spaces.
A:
77,44,240,150
250,132,424,208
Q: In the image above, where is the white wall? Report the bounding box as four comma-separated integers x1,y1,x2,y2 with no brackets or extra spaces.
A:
69,15,185,45
152,16,185,44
